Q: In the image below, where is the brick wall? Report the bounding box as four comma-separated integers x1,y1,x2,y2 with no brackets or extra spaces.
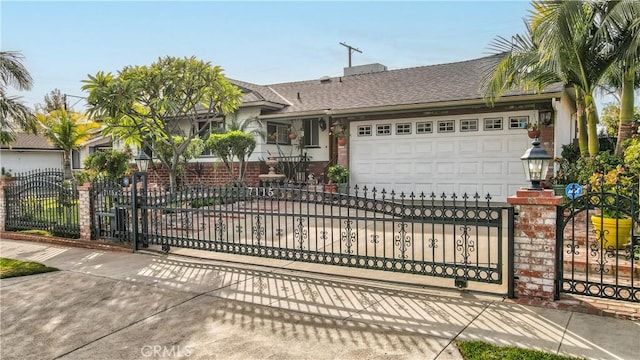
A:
507,189,563,300
0,176,9,232
144,162,263,189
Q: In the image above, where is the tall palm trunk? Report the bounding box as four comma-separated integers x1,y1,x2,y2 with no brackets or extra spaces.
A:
575,88,589,157
615,65,635,156
63,151,73,180
584,93,600,157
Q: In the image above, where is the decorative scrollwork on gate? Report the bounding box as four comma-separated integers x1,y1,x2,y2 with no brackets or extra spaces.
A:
294,217,308,250
342,220,356,254
429,237,438,249
370,234,379,244
456,225,475,264
394,222,412,259
214,214,226,242
253,215,265,246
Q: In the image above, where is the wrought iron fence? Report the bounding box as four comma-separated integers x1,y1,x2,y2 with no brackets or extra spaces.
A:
4,169,80,238
556,178,639,302
138,185,512,290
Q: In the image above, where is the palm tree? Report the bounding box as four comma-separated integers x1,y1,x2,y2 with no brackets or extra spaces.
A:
36,109,99,179
0,51,36,144
596,0,640,155
485,1,624,157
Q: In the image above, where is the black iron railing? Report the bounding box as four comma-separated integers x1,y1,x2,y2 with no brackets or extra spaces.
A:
136,185,510,289
4,169,80,238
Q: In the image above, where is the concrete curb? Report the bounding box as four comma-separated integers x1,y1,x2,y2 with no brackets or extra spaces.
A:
0,231,132,254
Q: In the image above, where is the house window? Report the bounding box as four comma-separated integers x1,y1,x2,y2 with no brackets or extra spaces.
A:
267,122,291,145
460,119,478,132
416,122,432,134
72,150,81,169
357,125,372,136
303,118,320,147
376,124,391,136
484,117,503,130
437,120,455,133
509,116,529,129
198,119,225,156
396,123,411,135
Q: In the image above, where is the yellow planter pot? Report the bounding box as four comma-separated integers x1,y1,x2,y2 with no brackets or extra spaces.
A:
590,216,633,249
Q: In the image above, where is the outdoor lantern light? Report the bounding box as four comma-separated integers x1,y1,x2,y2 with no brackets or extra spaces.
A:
520,139,552,190
135,149,151,173
539,110,553,126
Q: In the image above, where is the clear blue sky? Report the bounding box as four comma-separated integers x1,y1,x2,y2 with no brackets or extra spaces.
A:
4,1,539,109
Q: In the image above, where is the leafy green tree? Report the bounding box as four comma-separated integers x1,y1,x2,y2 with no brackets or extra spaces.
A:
84,148,132,180
35,109,99,179
0,51,36,144
82,56,242,191
154,136,205,187
206,130,256,185
600,103,640,138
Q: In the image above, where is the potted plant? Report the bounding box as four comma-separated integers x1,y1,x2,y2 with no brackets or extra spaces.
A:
589,166,636,249
326,164,349,193
527,122,540,139
332,125,348,146
288,127,297,140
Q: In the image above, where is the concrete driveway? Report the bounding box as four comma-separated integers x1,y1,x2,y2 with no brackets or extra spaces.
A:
1,239,638,360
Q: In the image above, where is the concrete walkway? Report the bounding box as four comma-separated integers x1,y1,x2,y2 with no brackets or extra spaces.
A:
0,239,638,360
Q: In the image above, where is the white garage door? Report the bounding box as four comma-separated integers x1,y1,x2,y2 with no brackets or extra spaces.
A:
349,112,534,202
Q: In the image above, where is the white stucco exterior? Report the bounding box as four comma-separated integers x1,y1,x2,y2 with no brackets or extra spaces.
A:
0,149,64,174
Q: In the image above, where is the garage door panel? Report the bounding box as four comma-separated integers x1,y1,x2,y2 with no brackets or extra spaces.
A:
436,141,455,154
415,162,433,175
459,162,478,175
482,140,504,153
435,162,455,176
394,162,413,175
482,161,504,175
459,139,479,153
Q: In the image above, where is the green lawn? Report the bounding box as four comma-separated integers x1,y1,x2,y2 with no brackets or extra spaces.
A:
457,341,585,360
0,258,59,279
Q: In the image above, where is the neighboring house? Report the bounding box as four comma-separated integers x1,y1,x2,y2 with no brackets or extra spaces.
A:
72,134,112,172
0,133,64,174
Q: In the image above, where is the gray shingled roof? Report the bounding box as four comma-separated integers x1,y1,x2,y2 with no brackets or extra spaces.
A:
234,55,564,115
0,133,60,150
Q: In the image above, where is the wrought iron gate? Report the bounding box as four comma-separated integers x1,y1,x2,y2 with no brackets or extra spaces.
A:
556,184,639,302
137,185,513,293
4,169,80,238
90,179,132,243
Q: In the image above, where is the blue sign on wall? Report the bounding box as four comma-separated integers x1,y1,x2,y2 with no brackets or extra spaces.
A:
565,183,583,199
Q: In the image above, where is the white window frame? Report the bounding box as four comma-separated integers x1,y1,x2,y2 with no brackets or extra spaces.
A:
376,124,391,136
460,119,478,132
437,120,455,133
416,121,433,134
357,125,372,136
484,117,503,131
509,116,529,129
396,123,412,135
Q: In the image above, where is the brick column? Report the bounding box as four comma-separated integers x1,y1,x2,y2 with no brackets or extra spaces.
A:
0,175,9,232
507,189,563,300
337,143,348,168
77,182,92,241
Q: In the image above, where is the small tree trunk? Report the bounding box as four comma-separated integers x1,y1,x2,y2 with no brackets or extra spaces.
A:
63,151,73,180
576,89,589,158
585,93,600,157
615,66,635,156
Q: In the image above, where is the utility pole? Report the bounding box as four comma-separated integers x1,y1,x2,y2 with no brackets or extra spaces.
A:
339,42,362,68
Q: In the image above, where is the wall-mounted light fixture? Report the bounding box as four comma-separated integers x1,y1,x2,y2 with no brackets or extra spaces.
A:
319,118,327,131
539,110,553,126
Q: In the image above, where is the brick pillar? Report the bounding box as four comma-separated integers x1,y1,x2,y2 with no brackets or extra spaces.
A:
77,183,92,241
338,143,348,168
507,189,563,301
0,175,9,232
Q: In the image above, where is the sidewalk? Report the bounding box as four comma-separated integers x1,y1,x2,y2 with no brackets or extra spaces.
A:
0,238,638,360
